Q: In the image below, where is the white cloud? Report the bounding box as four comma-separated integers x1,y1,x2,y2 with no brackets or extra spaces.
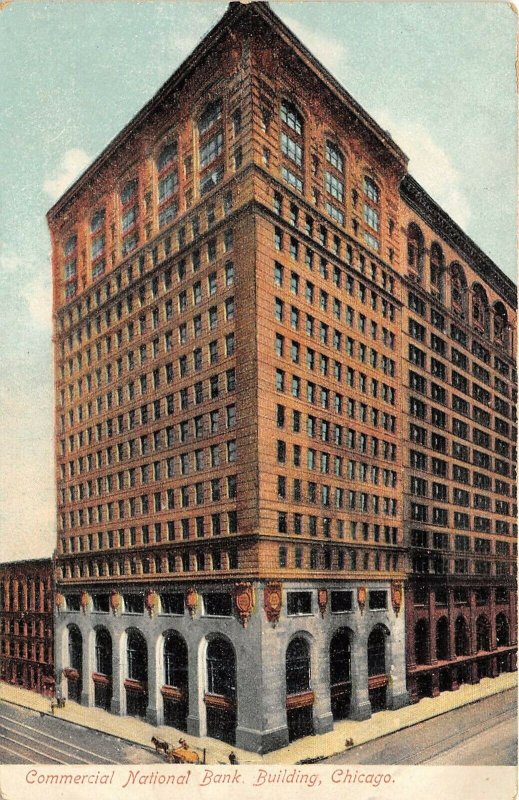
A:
281,14,347,73
0,240,23,273
43,148,91,200
20,270,52,331
375,110,471,229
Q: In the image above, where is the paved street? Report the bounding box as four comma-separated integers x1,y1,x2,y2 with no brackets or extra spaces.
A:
325,688,517,766
0,703,163,765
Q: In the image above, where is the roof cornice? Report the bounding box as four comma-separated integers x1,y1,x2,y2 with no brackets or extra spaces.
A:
47,1,407,222
401,174,517,310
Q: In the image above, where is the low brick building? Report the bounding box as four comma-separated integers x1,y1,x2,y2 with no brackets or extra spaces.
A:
0,558,55,696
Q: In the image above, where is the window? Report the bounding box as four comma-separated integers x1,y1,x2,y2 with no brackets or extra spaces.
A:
203,593,232,617
369,590,387,610
287,592,312,615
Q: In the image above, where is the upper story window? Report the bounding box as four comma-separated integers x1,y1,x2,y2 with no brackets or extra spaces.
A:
430,242,445,301
198,98,222,136
472,284,489,337
280,100,304,193
364,176,379,203
362,176,380,252
326,140,344,172
120,179,139,257
281,100,303,134
407,222,424,280
63,234,77,280
198,98,224,195
90,209,106,279
493,301,509,351
450,262,467,318
156,141,179,229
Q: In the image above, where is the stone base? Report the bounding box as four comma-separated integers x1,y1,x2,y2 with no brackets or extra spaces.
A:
388,690,409,710
349,700,372,721
187,714,202,737
110,698,123,715
146,707,160,726
236,724,289,754
314,711,334,735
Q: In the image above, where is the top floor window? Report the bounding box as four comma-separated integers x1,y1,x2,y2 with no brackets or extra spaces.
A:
157,141,178,173
280,100,303,135
121,179,137,206
472,284,489,336
64,234,77,256
407,222,424,280
90,210,105,234
364,176,379,203
430,242,444,301
198,98,222,136
326,140,344,172
451,263,467,318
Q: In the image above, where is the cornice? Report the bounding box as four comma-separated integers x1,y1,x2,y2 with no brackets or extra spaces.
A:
401,175,517,310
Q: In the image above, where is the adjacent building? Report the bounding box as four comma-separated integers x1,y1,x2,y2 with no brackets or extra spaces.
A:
400,178,517,700
0,559,55,696
47,1,516,753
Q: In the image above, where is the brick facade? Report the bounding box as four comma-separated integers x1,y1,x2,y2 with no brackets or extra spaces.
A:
0,559,55,696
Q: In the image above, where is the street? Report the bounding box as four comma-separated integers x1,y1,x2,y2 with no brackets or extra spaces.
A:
325,688,517,766
0,703,164,765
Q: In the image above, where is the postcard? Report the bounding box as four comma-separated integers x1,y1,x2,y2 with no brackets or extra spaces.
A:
0,2,516,800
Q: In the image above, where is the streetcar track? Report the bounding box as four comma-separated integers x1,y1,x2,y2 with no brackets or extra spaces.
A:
0,723,88,764
418,713,515,764
0,713,123,763
390,706,515,765
0,731,65,764
0,741,38,763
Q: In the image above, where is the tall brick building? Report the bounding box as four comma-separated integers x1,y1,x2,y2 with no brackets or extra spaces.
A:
0,559,55,696
48,2,516,752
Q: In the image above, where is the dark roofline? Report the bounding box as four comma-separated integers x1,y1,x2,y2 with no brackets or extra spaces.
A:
0,556,53,568
401,174,517,310
47,1,407,221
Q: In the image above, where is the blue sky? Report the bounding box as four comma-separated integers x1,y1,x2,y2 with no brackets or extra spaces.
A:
0,1,516,562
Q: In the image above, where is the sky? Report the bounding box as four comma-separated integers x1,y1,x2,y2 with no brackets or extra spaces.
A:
0,1,516,563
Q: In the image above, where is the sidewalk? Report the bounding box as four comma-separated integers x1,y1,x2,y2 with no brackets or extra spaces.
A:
1,671,516,764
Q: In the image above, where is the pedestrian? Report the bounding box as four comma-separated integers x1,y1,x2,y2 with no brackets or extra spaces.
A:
228,751,238,765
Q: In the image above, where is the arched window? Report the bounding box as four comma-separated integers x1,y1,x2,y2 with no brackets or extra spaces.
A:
367,625,387,676
430,242,445,300
280,100,304,193
207,637,236,698
280,100,303,135
198,99,224,195
454,615,469,656
450,263,467,317
68,626,82,672
435,616,449,661
414,619,428,665
286,637,311,694
496,613,509,648
156,141,179,229
95,628,112,676
164,632,188,689
407,223,424,280
120,179,139,257
476,615,490,652
126,630,147,683
91,209,106,279
493,302,509,349
362,176,380,251
472,284,489,336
